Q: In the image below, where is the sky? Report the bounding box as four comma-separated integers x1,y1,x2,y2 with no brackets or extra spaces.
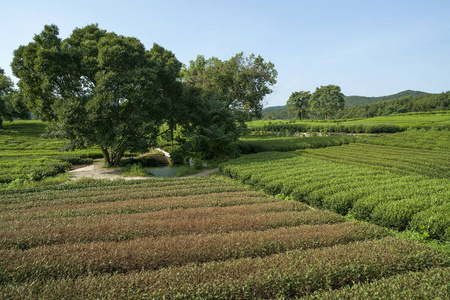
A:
1,0,449,107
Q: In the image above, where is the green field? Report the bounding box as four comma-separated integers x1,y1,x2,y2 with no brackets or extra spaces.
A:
0,121,102,187
248,111,450,133
221,134,450,242
1,177,448,298
1,119,450,298
237,134,356,153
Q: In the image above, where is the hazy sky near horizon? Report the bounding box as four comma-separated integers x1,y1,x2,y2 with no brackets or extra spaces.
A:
2,0,449,107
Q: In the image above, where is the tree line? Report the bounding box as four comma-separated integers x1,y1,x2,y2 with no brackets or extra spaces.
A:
336,92,450,119
1,24,277,166
286,85,344,120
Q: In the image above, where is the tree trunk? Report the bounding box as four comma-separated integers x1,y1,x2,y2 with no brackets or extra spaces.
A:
169,123,176,148
0,118,3,129
113,151,124,166
101,147,111,166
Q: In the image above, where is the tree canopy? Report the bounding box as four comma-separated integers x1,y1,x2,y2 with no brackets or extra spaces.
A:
12,24,179,166
286,91,310,120
0,68,29,129
181,52,277,120
309,85,345,120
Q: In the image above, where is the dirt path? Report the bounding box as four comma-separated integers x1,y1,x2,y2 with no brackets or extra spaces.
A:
69,162,219,180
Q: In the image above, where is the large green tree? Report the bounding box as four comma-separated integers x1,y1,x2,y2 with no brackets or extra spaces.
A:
181,52,277,121
287,91,310,120
12,24,178,166
309,85,345,120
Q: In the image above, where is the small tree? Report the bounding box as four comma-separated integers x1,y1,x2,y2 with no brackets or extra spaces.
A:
310,85,345,120
287,91,310,120
0,68,29,129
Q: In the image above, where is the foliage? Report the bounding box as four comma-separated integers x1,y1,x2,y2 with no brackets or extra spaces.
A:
220,143,450,241
337,91,450,119
121,163,152,177
359,129,450,150
12,24,178,166
248,111,450,133
344,89,429,108
0,68,29,128
309,85,345,120
182,52,277,120
237,134,356,153
1,238,446,299
0,121,102,188
1,176,447,298
261,90,431,120
287,91,310,120
303,267,450,299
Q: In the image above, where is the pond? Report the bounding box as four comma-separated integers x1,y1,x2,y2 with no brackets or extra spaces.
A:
145,165,181,178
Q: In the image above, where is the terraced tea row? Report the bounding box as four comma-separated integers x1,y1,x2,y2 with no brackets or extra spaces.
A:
220,149,450,241
0,222,387,284
0,121,102,186
360,129,450,151
303,267,450,299
303,143,449,178
237,134,355,153
1,238,446,299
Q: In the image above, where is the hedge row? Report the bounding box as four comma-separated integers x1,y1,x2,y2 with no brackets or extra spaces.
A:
0,222,388,283
220,150,450,241
303,267,450,299
237,135,356,153
1,238,447,299
1,208,344,250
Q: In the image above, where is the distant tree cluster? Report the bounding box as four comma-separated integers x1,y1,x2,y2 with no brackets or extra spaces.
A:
336,92,450,119
286,85,344,120
0,68,29,129
344,90,428,108
10,24,277,165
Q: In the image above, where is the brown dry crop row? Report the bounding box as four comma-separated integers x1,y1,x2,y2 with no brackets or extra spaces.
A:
0,177,212,203
0,182,247,212
302,267,450,299
0,222,389,283
2,200,309,230
1,238,447,299
1,208,343,250
0,191,271,222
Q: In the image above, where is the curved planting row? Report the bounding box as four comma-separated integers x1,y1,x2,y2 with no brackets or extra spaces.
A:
360,129,450,151
1,176,447,298
237,134,355,153
1,238,447,299
303,267,450,299
0,222,388,284
304,143,450,178
220,150,450,241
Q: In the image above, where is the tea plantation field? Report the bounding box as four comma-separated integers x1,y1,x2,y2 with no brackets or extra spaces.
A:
1,120,449,298
221,131,450,242
1,177,448,298
0,121,102,187
248,111,450,134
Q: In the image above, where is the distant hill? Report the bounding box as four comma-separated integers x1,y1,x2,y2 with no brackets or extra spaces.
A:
262,90,429,119
344,90,428,108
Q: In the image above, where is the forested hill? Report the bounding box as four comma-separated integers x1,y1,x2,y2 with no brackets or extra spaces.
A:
262,90,429,119
344,90,428,107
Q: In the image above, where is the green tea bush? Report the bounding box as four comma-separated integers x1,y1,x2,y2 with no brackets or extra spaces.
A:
371,198,430,230
237,134,355,153
303,267,450,299
220,146,450,241
410,203,450,241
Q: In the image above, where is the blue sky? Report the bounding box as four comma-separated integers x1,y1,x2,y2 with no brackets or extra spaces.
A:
2,0,449,107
